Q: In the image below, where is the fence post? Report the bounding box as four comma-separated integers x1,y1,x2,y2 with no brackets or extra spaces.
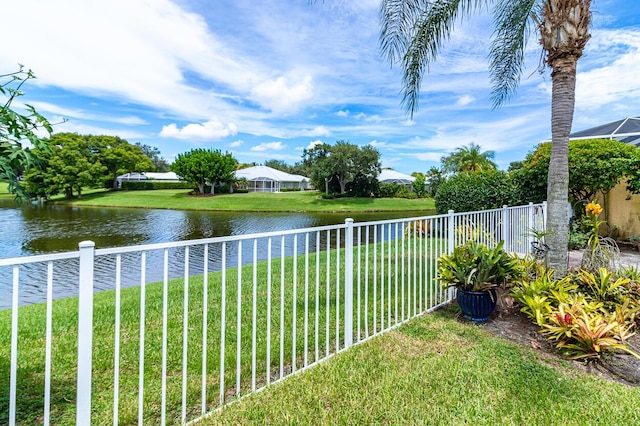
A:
77,241,95,424
447,210,455,254
528,202,535,255
344,218,354,349
502,205,510,252
542,201,548,230
447,211,455,300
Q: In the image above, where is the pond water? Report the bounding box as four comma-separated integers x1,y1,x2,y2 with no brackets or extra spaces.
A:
0,198,434,308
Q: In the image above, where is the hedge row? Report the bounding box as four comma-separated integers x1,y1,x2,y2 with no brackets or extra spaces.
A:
434,171,516,214
120,181,194,190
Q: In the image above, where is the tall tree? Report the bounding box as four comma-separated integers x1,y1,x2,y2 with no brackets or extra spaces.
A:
302,141,380,195
0,67,52,201
25,133,106,199
441,143,497,173
170,148,237,195
380,0,592,274
94,136,154,189
136,143,170,172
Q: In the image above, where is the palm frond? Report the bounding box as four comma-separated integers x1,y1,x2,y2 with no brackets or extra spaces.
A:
379,0,426,65
489,0,538,108
381,0,488,117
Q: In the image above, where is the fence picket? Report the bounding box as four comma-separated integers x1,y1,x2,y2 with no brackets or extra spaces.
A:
1,204,546,425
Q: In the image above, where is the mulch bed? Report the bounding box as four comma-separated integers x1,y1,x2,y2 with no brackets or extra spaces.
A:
468,305,640,386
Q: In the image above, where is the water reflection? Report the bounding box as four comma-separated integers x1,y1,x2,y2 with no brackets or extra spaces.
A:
0,198,433,308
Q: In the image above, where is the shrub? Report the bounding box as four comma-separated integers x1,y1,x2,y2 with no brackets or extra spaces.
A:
511,264,640,362
434,170,516,214
120,180,193,190
568,221,590,249
438,241,523,292
378,183,416,199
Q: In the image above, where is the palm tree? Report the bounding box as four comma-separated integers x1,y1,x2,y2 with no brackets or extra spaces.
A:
380,0,592,275
441,143,497,173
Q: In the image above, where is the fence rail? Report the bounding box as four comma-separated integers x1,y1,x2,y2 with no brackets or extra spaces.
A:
0,203,545,425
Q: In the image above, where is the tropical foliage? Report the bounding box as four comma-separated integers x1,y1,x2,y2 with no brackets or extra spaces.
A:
441,143,497,174
302,141,380,196
512,264,640,362
438,241,523,292
0,67,52,201
170,148,237,195
23,133,158,199
24,133,108,199
93,135,155,189
434,170,516,214
513,139,640,204
379,0,594,275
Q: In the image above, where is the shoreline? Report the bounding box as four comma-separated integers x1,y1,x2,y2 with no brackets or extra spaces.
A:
48,189,437,214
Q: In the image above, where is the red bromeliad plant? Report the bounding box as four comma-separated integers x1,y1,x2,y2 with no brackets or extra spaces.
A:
549,309,638,361
513,264,640,362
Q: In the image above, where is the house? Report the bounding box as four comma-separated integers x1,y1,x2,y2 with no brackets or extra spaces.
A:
378,169,415,186
569,116,640,146
570,117,640,238
234,166,310,192
116,172,182,188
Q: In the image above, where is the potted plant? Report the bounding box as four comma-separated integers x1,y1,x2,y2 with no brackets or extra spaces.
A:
438,240,523,322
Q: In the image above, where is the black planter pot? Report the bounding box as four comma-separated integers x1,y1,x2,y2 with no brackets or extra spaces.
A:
456,288,497,323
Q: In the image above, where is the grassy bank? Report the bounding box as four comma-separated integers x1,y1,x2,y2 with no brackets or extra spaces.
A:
55,189,435,213
0,239,444,425
206,309,640,425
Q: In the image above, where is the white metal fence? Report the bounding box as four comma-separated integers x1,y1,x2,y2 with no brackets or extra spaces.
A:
0,203,545,425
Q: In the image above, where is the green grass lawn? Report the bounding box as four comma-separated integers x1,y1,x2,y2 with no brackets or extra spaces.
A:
1,238,446,425
54,189,435,213
205,309,640,425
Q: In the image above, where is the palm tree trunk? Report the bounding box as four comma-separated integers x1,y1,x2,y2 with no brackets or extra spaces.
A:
546,58,577,275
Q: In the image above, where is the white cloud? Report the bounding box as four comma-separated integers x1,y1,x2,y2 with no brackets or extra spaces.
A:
456,94,476,106
369,140,387,147
403,119,416,126
54,120,149,140
306,140,324,150
160,118,238,140
251,141,285,151
230,140,244,147
296,126,332,137
336,110,350,117
575,29,640,110
408,152,444,162
251,75,314,113
29,101,147,125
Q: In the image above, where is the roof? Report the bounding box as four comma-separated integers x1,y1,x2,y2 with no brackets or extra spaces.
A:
144,172,181,180
234,165,309,182
378,169,415,184
570,116,640,146
117,172,181,180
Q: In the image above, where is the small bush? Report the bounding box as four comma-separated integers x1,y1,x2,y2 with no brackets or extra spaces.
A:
378,183,416,199
434,171,516,214
280,187,302,192
568,220,590,250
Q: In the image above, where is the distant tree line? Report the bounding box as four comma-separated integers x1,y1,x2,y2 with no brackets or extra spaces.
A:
433,140,640,215
23,133,169,199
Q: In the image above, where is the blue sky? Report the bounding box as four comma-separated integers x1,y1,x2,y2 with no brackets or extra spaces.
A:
4,0,640,174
